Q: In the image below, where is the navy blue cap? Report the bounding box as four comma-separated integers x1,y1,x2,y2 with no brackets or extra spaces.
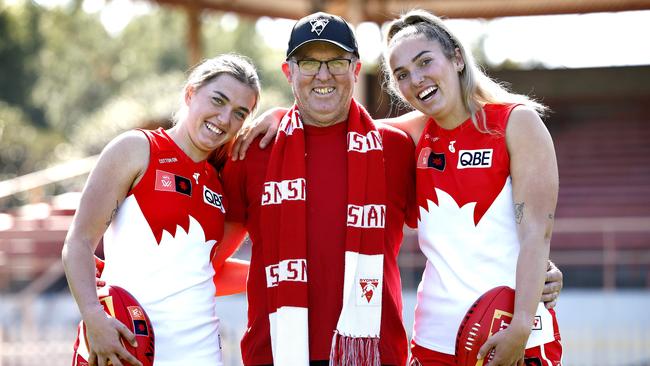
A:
286,12,359,60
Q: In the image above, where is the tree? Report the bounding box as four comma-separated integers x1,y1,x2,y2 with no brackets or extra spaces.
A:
31,6,118,134
0,1,45,126
0,101,64,179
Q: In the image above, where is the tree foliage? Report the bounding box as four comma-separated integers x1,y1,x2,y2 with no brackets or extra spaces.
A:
0,1,45,126
0,101,64,179
32,6,118,133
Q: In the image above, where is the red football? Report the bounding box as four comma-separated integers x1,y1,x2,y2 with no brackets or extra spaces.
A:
72,285,155,366
455,286,515,366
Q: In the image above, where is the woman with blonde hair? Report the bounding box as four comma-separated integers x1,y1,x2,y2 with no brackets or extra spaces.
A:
383,9,562,366
63,53,260,366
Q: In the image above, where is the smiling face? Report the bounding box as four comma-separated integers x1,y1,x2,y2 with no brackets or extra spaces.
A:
182,73,258,158
282,41,361,127
389,35,468,127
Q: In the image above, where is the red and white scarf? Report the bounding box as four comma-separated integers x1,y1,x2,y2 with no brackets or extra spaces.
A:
261,99,386,365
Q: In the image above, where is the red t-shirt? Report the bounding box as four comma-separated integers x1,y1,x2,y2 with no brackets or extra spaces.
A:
222,121,416,365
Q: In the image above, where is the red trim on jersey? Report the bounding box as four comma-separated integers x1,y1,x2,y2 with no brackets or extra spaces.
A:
130,128,225,244
415,104,519,225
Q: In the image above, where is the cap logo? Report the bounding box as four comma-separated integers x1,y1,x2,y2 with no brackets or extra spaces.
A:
310,18,329,36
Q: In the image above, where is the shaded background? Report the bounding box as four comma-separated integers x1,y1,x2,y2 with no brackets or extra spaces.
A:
1,0,649,364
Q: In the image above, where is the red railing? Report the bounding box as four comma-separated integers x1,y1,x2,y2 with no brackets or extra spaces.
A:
397,217,650,289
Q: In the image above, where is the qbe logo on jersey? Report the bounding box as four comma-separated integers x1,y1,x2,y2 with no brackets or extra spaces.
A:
203,186,225,213
457,148,493,169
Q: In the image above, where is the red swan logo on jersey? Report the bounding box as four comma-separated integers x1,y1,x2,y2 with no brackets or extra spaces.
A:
136,169,223,244
416,159,508,226
415,105,517,225
416,139,509,225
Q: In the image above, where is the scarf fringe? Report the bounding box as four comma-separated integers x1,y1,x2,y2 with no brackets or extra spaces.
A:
329,331,381,366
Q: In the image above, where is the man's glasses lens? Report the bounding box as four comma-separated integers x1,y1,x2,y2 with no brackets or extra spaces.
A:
297,59,352,75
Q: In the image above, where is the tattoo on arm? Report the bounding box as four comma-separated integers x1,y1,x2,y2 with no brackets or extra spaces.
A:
514,202,525,224
105,201,119,227
548,213,555,220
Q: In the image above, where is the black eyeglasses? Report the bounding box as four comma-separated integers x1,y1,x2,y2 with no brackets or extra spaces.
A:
292,58,354,76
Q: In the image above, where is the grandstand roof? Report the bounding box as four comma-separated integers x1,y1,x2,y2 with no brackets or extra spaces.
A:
148,0,650,66
150,0,650,21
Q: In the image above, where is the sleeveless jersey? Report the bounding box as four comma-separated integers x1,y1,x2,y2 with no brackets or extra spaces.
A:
101,128,226,365
413,104,559,354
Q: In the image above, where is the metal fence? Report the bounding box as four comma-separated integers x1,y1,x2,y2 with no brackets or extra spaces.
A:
2,291,650,366
0,326,244,366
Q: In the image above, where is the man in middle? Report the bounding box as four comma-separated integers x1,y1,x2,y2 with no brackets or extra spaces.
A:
222,12,415,366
